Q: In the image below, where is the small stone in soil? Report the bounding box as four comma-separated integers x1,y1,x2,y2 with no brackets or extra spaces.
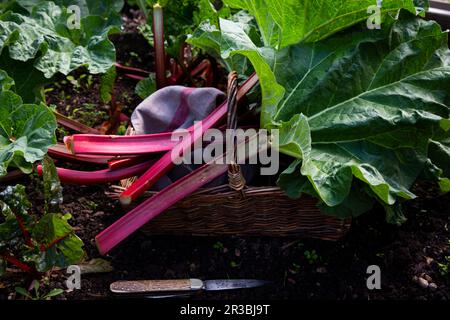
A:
422,273,433,283
316,267,327,274
428,283,438,290
413,276,429,288
425,256,434,265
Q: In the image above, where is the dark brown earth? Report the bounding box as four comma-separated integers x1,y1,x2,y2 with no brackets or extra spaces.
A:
1,177,448,300
62,183,450,301
0,4,449,301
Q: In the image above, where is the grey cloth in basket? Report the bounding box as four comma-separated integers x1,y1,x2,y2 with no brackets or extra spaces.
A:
131,86,225,134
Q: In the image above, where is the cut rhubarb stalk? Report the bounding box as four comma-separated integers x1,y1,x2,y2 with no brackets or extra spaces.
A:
119,113,130,123
124,74,146,81
114,63,150,76
96,131,266,255
190,59,211,78
108,156,154,170
48,143,112,164
153,4,166,89
119,73,259,205
0,170,26,183
54,111,100,134
190,59,214,87
65,133,179,156
36,160,155,185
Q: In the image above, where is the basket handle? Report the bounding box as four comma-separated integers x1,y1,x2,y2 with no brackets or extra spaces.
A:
226,72,246,195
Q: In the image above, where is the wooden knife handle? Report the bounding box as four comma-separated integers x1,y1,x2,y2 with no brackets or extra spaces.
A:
110,279,201,293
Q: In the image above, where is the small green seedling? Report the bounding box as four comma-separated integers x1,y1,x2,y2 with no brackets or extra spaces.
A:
15,280,64,301
304,250,320,265
437,256,450,278
290,263,301,274
213,241,224,252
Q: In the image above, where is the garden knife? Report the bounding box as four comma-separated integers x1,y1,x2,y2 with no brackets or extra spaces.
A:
110,279,270,294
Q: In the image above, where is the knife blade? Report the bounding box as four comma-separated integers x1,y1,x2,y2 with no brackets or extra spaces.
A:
110,279,270,294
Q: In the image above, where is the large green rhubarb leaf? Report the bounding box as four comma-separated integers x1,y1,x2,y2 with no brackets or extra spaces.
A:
214,18,283,126
0,90,57,176
0,1,120,102
187,11,259,75
275,15,450,216
0,53,49,103
223,0,416,48
14,0,124,26
213,1,418,125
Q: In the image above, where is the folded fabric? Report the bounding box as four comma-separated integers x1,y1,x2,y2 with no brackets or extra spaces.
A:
131,86,225,134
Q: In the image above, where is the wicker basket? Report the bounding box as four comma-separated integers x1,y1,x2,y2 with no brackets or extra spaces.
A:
109,185,351,240
109,73,351,240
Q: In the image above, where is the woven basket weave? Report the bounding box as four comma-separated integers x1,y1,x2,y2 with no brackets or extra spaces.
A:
109,185,351,240
109,73,351,240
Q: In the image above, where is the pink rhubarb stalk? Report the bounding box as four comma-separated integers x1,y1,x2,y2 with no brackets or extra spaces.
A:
54,111,100,134
118,73,259,205
48,143,112,164
124,74,146,81
114,63,150,76
153,3,166,89
0,252,33,273
108,156,154,170
96,132,264,255
36,160,154,185
65,133,179,156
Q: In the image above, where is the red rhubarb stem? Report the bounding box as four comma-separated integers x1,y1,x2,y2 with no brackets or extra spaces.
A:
40,232,71,252
0,252,33,273
124,74,146,81
114,63,150,76
108,156,153,170
48,143,112,165
119,73,259,205
153,4,166,89
54,111,100,135
66,132,180,156
15,215,33,247
190,59,211,77
36,160,155,185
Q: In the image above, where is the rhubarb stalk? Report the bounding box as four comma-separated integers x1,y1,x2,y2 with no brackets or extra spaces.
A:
119,73,259,205
108,156,154,170
54,111,100,134
65,133,179,156
48,143,112,164
36,160,155,185
0,252,33,273
153,3,166,89
124,74,146,81
114,63,150,76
